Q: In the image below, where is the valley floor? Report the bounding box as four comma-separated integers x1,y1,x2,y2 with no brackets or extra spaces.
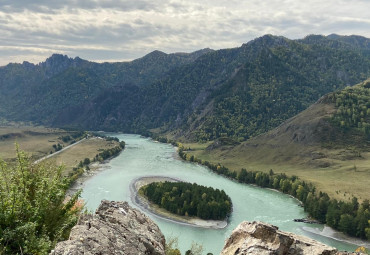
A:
0,124,120,175
0,124,71,161
44,136,120,175
182,142,370,202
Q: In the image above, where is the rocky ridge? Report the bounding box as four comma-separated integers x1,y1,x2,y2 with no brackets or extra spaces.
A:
221,221,365,255
51,201,366,255
51,200,165,255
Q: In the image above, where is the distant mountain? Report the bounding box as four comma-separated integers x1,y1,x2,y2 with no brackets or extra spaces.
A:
0,34,369,140
327,34,370,50
0,49,212,125
299,34,370,51
175,35,370,141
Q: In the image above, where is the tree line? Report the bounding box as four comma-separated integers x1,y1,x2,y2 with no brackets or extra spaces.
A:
175,143,370,240
69,139,125,183
93,141,126,162
90,133,120,142
140,181,232,220
58,131,86,143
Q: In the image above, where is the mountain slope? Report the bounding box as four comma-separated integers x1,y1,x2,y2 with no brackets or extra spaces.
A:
206,79,370,164
189,79,370,201
59,34,370,136
0,50,212,125
174,36,370,141
0,34,369,139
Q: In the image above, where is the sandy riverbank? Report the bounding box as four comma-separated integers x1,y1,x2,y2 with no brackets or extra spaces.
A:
130,176,228,229
67,161,112,196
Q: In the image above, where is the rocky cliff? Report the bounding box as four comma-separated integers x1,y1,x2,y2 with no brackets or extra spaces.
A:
51,200,165,255
220,221,364,255
51,201,365,255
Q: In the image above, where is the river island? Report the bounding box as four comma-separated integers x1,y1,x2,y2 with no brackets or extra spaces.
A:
130,176,230,229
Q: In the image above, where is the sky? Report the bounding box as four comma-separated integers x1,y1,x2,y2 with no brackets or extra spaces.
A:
0,0,369,66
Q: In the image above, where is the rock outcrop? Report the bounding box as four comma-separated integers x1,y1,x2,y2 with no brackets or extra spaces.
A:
221,221,364,255
51,200,165,255
52,202,365,255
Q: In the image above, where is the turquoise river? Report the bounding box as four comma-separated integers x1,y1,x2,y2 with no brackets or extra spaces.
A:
81,134,359,254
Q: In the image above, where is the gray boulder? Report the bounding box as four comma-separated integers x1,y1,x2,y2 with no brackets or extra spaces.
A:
51,200,165,255
221,221,364,255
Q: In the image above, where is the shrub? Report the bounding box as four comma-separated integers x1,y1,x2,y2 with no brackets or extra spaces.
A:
0,146,82,254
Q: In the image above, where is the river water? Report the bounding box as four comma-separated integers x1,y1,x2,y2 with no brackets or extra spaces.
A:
81,134,357,254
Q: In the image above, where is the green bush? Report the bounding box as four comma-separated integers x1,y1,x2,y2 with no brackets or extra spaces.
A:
0,146,81,254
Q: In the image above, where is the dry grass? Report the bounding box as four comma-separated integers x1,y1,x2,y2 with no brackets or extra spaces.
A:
0,125,74,161
183,142,370,202
0,124,119,175
46,137,119,175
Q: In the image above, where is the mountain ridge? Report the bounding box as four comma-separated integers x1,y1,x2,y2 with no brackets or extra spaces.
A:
0,34,369,140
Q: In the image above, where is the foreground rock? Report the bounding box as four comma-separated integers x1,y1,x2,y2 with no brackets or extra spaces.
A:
221,221,364,255
51,200,165,255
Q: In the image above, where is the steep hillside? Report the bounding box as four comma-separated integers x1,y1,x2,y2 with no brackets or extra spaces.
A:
329,80,370,145
186,80,370,201
0,35,369,138
0,49,212,126
178,36,370,141
224,79,370,161
57,34,370,135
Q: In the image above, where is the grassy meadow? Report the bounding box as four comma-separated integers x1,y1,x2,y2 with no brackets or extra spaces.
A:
0,124,74,161
0,124,119,174
182,141,370,202
46,137,120,175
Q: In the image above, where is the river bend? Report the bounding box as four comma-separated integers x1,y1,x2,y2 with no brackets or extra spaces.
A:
81,134,357,254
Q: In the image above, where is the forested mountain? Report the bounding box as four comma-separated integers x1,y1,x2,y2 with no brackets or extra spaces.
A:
180,35,370,141
328,79,370,146
0,49,212,125
215,79,370,159
0,34,369,140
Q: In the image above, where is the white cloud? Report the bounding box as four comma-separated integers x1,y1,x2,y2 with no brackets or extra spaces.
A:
0,0,369,66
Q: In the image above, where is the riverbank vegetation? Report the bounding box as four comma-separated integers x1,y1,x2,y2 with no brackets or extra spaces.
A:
173,143,370,240
0,147,82,254
140,181,232,220
93,140,125,162
67,138,125,183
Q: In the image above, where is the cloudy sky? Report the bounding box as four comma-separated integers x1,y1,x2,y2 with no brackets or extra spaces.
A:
1,0,369,66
